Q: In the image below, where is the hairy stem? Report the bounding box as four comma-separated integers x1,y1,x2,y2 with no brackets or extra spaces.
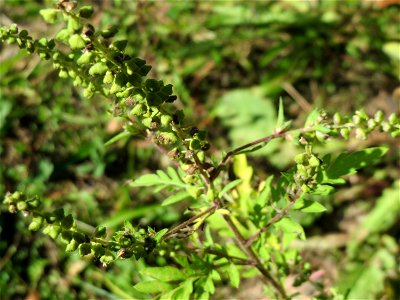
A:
162,204,217,240
245,188,303,248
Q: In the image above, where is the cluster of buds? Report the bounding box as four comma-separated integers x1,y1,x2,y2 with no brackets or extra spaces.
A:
333,110,399,140
293,151,323,193
3,192,158,266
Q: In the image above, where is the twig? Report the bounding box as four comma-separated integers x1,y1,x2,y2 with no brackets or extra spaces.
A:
283,82,312,112
245,188,302,248
210,131,287,181
221,211,288,299
162,205,217,240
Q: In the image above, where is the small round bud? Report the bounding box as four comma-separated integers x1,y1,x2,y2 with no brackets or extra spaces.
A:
309,155,321,167
352,114,361,125
355,128,367,140
78,243,92,256
333,113,342,125
16,201,28,211
294,153,308,165
340,128,350,140
374,110,384,123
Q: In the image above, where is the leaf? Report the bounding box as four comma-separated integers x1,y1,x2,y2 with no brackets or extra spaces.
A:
218,179,242,198
39,8,59,23
300,200,327,213
361,181,400,233
134,280,173,293
140,266,185,282
275,217,306,240
132,168,187,191
161,191,191,206
228,264,240,288
104,131,130,146
154,228,168,242
325,147,388,182
276,96,285,129
310,184,335,195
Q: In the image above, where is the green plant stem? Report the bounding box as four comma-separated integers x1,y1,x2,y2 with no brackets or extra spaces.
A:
210,130,288,181
215,198,288,299
245,187,302,248
162,204,217,240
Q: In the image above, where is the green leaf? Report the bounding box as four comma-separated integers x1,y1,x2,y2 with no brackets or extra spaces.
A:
104,131,130,146
310,184,335,195
132,168,187,192
361,181,400,233
300,200,327,213
228,264,240,288
276,96,285,129
39,9,59,24
154,228,168,242
89,62,109,76
325,147,388,182
134,280,173,293
161,191,191,206
218,179,242,198
275,217,305,240
140,266,185,282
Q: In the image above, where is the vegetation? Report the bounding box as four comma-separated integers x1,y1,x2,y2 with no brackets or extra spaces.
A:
0,1,399,299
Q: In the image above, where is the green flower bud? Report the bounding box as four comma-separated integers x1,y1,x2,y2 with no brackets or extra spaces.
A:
88,62,108,76
99,26,118,38
94,226,107,238
309,155,321,167
78,6,94,18
66,239,79,252
47,224,62,239
28,216,44,231
197,151,205,163
301,184,311,193
160,115,172,126
333,113,342,125
206,189,215,202
56,29,71,43
27,196,40,209
109,73,127,94
340,128,350,140
111,40,128,52
79,243,92,256
11,191,22,201
9,23,18,34
72,232,86,244
83,88,94,98
77,51,95,65
8,204,17,214
297,164,308,178
141,117,153,128
100,252,115,266
103,71,114,84
130,104,147,117
61,214,74,229
367,119,377,130
6,36,16,44
374,110,384,123
68,34,86,50
381,121,391,132
355,128,367,140
294,153,308,165
61,230,73,244
183,175,196,184
355,109,368,120
189,138,202,150
53,208,65,220
352,114,361,125
39,9,59,23
157,132,178,145
388,113,399,125
67,17,82,32
16,201,28,211
92,243,106,257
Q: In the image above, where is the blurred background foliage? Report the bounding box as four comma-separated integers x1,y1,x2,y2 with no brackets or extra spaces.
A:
0,0,399,299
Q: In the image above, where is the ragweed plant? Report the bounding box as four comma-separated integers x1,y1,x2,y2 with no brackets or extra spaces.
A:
1,1,399,299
